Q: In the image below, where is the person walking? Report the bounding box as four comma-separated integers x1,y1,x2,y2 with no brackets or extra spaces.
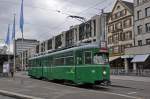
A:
10,67,14,77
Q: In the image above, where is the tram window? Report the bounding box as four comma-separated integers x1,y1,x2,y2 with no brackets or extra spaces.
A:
54,58,65,66
93,53,108,64
84,52,92,64
65,57,74,65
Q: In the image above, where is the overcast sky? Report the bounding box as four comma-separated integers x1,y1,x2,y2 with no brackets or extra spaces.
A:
0,0,133,48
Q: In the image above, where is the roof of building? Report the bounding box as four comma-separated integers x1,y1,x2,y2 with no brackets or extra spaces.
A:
16,38,39,42
111,0,134,15
122,0,134,10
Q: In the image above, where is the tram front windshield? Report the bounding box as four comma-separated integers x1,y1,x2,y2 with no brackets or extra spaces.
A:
93,53,109,64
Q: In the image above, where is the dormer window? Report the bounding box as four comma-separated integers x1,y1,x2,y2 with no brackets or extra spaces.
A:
117,5,120,10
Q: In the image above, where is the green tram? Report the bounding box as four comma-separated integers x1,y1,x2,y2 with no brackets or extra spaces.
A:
28,44,111,85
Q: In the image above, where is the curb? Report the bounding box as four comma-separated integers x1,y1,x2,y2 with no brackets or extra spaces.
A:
111,75,150,82
0,90,44,99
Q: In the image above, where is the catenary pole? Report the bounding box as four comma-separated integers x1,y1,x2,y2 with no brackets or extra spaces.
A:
13,14,16,72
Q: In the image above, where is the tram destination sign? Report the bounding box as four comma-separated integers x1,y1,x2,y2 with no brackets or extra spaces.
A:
100,41,108,52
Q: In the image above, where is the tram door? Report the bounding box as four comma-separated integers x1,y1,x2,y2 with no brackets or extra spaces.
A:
42,57,48,78
75,50,83,82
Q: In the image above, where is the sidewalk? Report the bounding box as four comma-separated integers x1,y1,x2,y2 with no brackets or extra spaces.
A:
111,75,150,82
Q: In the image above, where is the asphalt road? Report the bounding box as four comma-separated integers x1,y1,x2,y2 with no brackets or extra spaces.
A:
0,95,16,99
0,72,149,99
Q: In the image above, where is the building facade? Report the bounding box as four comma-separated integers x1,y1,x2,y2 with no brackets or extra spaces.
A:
15,39,39,70
15,38,39,55
35,13,110,55
124,0,150,75
107,0,134,70
134,0,150,46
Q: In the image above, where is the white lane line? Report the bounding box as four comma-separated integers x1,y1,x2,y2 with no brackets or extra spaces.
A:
102,92,139,99
91,91,142,99
127,92,137,95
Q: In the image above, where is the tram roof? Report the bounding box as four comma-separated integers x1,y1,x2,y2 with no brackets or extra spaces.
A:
29,44,100,60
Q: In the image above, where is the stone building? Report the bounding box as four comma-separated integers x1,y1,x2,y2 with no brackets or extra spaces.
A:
107,0,134,71
125,0,150,73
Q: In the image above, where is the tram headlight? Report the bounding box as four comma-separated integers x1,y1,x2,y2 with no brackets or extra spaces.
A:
103,71,107,75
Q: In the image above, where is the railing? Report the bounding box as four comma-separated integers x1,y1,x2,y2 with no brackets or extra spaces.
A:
111,68,150,77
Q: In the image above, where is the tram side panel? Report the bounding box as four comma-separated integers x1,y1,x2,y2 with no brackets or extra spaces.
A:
75,49,97,84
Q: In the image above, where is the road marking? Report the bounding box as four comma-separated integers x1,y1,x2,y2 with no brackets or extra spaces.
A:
127,92,137,95
0,90,44,99
102,92,140,99
91,91,142,99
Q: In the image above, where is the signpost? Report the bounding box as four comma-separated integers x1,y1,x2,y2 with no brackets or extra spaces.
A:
3,62,10,75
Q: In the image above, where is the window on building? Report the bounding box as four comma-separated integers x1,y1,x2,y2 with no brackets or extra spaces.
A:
55,35,62,49
138,40,142,46
93,20,96,36
84,52,92,64
137,0,143,5
48,39,52,50
137,10,142,19
113,10,127,20
137,25,142,34
125,44,132,48
125,31,132,40
120,9,127,17
79,24,85,40
123,19,132,28
66,30,74,47
146,23,150,32
145,7,150,17
115,22,122,30
146,39,150,45
85,21,92,38
117,5,120,9
120,32,125,41
108,36,113,44
137,0,140,5
108,25,114,32
115,12,121,19
113,46,119,53
120,45,125,53
36,45,39,53
113,34,119,43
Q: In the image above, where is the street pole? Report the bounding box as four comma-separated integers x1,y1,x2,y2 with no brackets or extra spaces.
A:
21,32,24,71
13,14,16,72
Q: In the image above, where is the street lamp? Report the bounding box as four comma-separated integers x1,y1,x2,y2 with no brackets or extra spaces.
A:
68,15,87,23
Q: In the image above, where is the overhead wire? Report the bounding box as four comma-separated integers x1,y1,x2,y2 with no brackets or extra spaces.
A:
0,0,114,40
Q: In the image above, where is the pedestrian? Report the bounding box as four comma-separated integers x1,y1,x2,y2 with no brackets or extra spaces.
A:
10,67,14,77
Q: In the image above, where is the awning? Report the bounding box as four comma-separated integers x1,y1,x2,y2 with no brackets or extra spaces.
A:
109,56,120,62
131,54,149,63
121,55,134,58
